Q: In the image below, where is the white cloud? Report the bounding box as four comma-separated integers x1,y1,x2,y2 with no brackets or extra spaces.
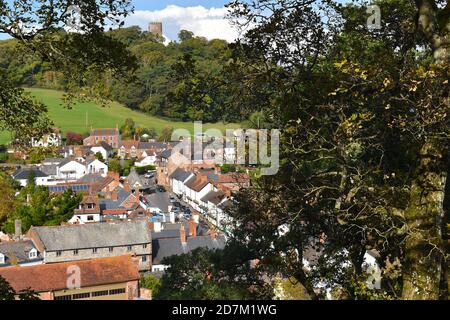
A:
124,5,240,43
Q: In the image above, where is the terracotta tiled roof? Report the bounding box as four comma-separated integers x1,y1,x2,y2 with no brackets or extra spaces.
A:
0,255,140,292
103,208,128,216
185,175,211,192
91,128,119,136
120,140,139,149
217,173,249,184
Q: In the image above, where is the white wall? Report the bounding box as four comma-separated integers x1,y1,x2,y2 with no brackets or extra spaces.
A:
87,159,108,177
69,213,102,224
57,161,86,180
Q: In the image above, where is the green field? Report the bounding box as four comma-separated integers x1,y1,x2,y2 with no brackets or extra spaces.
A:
0,88,240,144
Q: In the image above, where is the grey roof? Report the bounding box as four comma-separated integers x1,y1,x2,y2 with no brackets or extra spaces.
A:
159,149,173,159
40,164,58,176
200,190,226,205
138,142,168,150
127,168,146,190
99,141,113,151
151,229,181,240
188,236,226,252
152,238,187,264
30,221,151,251
79,174,105,183
12,168,48,180
169,168,192,182
0,240,43,266
146,192,170,212
152,235,226,265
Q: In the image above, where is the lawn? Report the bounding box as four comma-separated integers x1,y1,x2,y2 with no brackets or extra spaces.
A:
0,88,241,144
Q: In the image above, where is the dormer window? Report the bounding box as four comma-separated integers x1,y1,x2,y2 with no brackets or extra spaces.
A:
28,249,37,259
0,253,5,264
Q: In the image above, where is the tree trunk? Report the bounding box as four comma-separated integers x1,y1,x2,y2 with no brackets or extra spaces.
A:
402,138,447,299
402,0,450,300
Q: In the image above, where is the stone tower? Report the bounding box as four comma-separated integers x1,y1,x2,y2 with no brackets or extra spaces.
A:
148,22,163,37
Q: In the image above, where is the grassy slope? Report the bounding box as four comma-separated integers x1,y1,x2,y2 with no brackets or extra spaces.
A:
0,88,240,144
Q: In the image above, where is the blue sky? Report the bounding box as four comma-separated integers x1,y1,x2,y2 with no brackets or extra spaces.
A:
133,0,229,10
0,1,237,42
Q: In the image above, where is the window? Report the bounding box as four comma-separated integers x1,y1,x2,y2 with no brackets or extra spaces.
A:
87,215,94,221
142,256,147,262
127,246,132,252
73,292,91,300
73,250,79,256
143,244,147,249
109,247,114,253
55,295,72,301
29,249,37,259
87,204,94,209
109,288,126,295
92,290,109,297
92,248,98,254
56,251,62,257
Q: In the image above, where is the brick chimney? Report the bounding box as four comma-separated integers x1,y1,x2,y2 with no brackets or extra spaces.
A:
124,179,130,192
14,219,22,240
108,171,120,182
180,224,187,244
189,219,197,238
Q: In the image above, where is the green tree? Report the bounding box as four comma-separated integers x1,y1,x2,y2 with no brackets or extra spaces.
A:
158,126,174,142
140,275,161,297
95,152,104,162
2,186,82,233
155,247,272,300
178,30,194,42
0,0,136,149
108,158,121,173
225,0,449,300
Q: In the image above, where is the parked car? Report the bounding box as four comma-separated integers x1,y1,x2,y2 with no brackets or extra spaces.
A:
157,186,165,192
144,173,154,178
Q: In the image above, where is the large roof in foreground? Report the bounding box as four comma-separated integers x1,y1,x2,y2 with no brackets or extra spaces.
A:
0,255,139,292
29,221,151,251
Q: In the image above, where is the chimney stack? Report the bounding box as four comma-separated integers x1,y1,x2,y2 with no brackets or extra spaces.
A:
180,224,187,244
14,219,22,239
189,219,197,238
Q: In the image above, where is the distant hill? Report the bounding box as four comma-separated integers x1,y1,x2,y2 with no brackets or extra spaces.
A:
0,88,240,145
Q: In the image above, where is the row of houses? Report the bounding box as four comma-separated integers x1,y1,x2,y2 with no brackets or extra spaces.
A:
169,168,249,231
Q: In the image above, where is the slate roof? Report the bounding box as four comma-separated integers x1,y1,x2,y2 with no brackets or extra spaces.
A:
169,168,192,182
79,174,105,183
99,141,113,151
200,190,226,205
0,255,139,292
0,240,42,267
12,168,48,180
152,235,226,265
127,168,145,189
138,142,171,150
40,164,58,176
146,192,170,212
29,221,151,251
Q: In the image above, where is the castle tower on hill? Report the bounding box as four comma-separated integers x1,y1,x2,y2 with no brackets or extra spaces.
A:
148,22,163,37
